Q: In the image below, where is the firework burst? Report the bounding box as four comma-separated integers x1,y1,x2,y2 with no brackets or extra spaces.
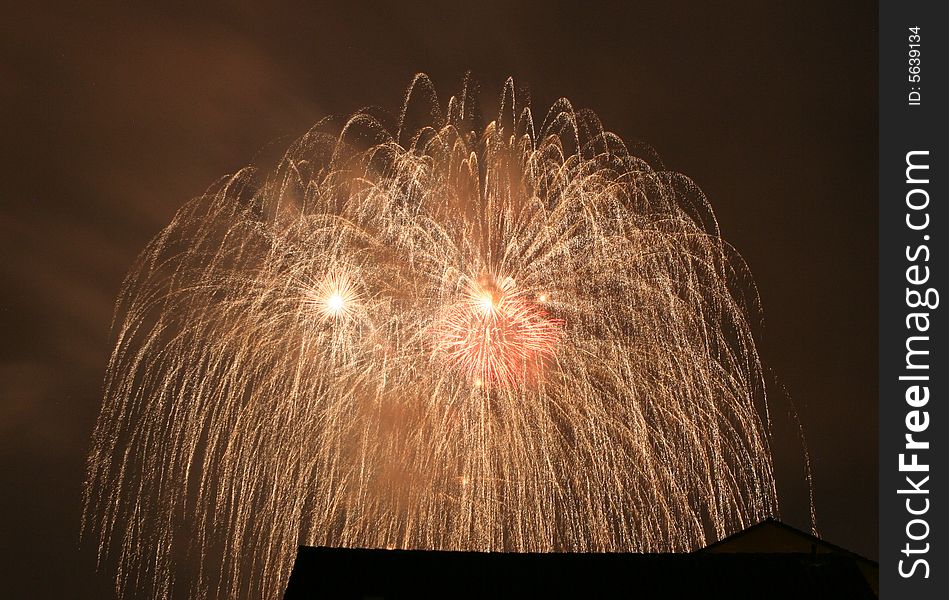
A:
84,74,779,599
434,273,563,386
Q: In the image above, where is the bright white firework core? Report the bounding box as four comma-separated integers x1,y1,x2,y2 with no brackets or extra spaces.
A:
326,292,345,314
309,271,358,321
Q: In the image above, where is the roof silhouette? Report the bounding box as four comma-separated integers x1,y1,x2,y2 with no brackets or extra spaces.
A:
283,519,878,599
700,517,871,559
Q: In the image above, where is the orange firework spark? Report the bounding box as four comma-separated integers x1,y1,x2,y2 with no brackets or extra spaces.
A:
434,274,563,386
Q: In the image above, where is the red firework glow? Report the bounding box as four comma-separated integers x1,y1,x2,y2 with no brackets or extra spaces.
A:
435,277,564,387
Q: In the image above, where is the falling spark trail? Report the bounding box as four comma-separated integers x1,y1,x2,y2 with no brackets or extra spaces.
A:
84,74,779,599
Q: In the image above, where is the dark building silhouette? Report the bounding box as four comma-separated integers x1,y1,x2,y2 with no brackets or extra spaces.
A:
699,517,878,595
283,519,877,599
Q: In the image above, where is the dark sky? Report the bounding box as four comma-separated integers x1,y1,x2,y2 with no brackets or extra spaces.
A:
2,1,876,596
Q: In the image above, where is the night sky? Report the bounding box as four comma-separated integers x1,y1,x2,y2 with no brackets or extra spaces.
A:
2,2,876,597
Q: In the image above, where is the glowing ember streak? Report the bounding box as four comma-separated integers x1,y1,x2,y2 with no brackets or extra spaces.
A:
84,75,780,600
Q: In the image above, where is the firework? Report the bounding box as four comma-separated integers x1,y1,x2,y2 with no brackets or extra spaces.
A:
434,273,563,386
84,74,779,599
